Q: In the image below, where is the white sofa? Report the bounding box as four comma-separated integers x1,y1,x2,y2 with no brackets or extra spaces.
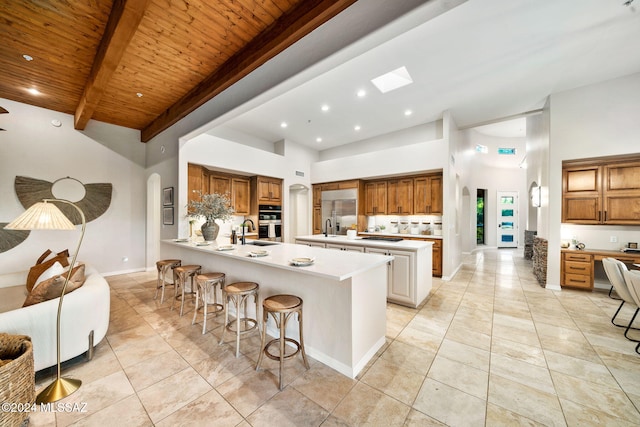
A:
0,264,110,371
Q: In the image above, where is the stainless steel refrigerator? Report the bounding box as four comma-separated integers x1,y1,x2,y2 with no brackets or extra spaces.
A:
321,188,358,235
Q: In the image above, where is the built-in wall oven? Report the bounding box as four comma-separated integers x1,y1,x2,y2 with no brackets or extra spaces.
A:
258,204,282,241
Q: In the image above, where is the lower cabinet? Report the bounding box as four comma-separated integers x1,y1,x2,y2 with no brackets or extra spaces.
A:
325,243,365,252
295,240,326,248
365,247,415,306
561,252,593,289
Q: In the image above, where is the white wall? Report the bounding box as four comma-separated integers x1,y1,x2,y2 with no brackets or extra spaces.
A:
0,99,146,275
547,72,640,288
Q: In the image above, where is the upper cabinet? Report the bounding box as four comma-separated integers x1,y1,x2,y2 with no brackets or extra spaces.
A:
188,163,207,205
562,156,640,225
188,164,250,215
364,181,387,215
363,173,443,216
413,175,443,215
256,176,282,205
231,177,250,215
387,178,414,215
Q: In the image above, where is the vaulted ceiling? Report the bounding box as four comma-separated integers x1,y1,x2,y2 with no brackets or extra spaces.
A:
0,0,356,142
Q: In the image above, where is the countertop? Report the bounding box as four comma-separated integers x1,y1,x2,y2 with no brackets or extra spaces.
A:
295,234,433,250
359,231,443,240
162,239,393,281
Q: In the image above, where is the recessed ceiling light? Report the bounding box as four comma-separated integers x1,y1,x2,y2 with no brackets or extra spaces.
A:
22,54,33,61
280,122,288,128
354,125,361,131
371,66,413,94
316,137,322,143
26,88,40,95
357,89,366,98
404,109,413,116
136,92,143,97
321,104,330,112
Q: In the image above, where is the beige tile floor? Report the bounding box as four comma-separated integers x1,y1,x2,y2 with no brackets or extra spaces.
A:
28,248,640,426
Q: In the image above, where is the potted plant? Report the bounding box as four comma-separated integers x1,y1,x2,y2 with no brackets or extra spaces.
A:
187,191,234,241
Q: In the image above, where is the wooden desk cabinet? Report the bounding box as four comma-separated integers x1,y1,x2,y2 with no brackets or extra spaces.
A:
561,249,640,290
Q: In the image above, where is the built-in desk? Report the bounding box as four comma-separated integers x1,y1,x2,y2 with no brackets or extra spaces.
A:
561,248,640,290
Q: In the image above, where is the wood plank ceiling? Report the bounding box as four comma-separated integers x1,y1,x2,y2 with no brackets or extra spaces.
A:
0,0,357,142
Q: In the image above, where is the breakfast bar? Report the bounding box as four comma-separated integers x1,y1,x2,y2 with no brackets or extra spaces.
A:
161,239,392,378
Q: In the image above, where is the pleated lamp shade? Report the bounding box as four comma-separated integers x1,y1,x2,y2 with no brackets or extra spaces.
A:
4,201,76,230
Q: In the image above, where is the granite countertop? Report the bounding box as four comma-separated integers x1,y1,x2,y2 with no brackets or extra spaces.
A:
163,239,393,281
295,234,433,250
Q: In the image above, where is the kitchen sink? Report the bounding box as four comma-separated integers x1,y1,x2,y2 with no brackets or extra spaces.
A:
245,240,279,246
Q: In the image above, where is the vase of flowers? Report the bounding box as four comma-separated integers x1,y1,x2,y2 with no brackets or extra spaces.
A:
187,191,234,241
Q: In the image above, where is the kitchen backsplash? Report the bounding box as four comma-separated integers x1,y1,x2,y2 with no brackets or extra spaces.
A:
367,215,443,235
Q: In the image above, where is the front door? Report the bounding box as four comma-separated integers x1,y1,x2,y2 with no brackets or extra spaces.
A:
497,191,518,248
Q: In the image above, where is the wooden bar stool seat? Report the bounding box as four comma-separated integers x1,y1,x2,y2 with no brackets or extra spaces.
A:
192,272,225,334
154,259,181,304
172,265,201,316
256,294,310,390
220,281,259,357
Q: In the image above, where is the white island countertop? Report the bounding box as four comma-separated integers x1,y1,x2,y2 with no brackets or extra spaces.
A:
161,237,391,378
162,238,392,281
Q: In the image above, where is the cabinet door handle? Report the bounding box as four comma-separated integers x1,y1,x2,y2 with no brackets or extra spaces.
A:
604,211,607,221
572,267,587,271
598,211,601,221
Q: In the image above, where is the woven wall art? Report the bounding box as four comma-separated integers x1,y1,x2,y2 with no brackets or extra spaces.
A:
14,176,113,225
0,222,29,253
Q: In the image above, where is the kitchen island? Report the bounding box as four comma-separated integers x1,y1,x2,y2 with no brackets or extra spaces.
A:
161,239,392,378
295,235,433,308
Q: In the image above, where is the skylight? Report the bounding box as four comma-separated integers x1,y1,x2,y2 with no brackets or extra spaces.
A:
475,144,488,154
371,66,413,93
498,148,516,155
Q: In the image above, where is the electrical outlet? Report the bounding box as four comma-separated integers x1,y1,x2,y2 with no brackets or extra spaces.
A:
610,236,618,243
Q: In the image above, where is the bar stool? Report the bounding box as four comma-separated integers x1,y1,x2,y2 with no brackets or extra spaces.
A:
154,259,181,304
192,272,225,334
220,281,259,357
172,264,201,316
256,294,310,390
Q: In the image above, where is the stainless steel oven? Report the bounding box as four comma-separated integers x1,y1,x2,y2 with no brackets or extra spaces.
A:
258,205,282,241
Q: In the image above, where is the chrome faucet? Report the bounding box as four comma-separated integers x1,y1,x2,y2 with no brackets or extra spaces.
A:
240,219,255,245
324,218,332,237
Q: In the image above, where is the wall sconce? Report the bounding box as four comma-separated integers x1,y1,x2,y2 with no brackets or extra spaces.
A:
531,186,541,208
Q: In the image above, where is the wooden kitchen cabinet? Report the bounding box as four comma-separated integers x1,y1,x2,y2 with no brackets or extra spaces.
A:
365,181,387,215
427,238,442,277
562,164,602,223
562,156,640,224
209,174,231,196
313,184,322,207
313,207,322,234
231,178,250,215
561,251,594,289
603,161,640,224
257,176,282,204
188,163,207,205
387,178,413,215
414,175,443,215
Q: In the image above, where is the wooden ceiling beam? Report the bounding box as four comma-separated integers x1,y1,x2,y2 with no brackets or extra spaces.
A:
74,0,152,130
141,0,357,142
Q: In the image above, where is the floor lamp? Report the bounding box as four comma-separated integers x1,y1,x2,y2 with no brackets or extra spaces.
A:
4,199,86,403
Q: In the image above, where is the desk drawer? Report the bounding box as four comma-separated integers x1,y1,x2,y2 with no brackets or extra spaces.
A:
564,253,592,262
564,273,592,289
564,261,592,275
